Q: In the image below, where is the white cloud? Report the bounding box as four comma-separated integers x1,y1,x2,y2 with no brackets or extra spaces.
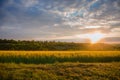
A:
0,0,120,42
21,0,39,8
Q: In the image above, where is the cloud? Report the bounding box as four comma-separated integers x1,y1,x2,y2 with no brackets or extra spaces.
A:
0,0,120,42
100,37,120,43
20,0,39,8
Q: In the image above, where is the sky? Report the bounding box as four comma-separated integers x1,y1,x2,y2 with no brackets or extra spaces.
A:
0,0,120,43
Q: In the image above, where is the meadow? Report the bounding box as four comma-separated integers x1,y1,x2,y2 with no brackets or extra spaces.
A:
0,62,120,80
0,51,120,80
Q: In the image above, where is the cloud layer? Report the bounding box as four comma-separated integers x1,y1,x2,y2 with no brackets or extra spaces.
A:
0,0,120,42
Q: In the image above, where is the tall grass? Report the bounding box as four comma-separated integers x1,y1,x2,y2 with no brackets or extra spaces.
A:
0,51,120,64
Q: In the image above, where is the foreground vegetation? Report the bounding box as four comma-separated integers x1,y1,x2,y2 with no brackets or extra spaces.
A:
0,50,120,80
0,51,120,64
0,39,120,50
0,62,120,80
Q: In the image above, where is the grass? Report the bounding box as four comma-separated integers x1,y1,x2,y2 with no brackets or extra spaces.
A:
0,51,120,64
0,51,120,80
0,62,120,80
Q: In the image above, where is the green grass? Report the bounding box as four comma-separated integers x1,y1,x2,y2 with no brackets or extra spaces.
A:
0,51,120,64
0,62,120,80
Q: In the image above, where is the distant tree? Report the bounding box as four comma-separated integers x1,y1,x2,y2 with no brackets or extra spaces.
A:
0,39,120,51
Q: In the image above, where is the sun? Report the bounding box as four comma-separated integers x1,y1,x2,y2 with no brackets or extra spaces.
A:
86,32,105,44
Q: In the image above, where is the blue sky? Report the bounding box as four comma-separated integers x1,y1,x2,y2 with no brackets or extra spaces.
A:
0,0,120,43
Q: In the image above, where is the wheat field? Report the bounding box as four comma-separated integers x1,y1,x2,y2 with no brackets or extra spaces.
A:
0,51,120,64
0,51,120,80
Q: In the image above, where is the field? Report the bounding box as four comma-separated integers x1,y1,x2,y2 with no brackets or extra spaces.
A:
0,51,120,64
0,51,120,80
0,62,120,80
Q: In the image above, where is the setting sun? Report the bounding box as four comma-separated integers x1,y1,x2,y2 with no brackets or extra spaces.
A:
86,32,105,43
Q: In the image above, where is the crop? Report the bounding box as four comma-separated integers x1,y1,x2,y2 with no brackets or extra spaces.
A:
0,51,120,64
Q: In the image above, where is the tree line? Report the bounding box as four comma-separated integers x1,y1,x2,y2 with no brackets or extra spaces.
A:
0,39,120,51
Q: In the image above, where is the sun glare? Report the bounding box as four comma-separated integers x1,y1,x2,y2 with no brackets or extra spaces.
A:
86,32,104,44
